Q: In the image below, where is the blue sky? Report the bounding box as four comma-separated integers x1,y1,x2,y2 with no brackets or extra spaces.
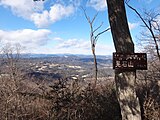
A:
0,0,159,55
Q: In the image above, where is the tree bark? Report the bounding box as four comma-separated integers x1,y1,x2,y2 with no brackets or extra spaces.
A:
92,46,98,88
106,0,142,119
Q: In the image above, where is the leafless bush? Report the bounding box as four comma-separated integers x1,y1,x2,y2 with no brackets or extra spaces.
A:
0,44,159,120
0,44,52,120
0,44,122,120
136,59,160,120
143,95,160,120
48,79,121,120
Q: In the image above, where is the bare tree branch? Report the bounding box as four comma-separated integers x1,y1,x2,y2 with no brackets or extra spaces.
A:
95,28,110,43
93,22,103,33
81,7,91,24
125,1,160,61
91,12,98,24
81,7,110,88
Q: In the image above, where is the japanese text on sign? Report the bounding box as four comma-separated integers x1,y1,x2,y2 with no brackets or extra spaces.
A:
113,53,147,70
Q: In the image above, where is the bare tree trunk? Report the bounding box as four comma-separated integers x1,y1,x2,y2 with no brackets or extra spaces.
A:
92,46,98,87
106,0,142,119
82,8,110,88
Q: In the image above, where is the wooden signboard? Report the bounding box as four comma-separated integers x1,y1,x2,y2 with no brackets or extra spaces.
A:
113,53,147,70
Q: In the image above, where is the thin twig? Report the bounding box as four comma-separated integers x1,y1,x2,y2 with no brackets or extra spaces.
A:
125,1,160,61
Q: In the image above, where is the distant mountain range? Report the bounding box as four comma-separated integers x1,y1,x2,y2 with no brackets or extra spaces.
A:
0,53,113,65
19,53,112,59
1,53,151,65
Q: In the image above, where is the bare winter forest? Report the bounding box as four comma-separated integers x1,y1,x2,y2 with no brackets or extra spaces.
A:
0,44,159,120
0,0,160,120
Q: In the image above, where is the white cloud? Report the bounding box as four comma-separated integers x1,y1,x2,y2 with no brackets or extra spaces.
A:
49,4,74,22
0,0,75,28
0,30,114,55
96,43,115,55
31,10,50,28
128,22,139,30
31,4,75,28
56,39,90,49
53,37,64,41
0,0,43,19
0,29,51,52
54,38,114,55
87,0,107,11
